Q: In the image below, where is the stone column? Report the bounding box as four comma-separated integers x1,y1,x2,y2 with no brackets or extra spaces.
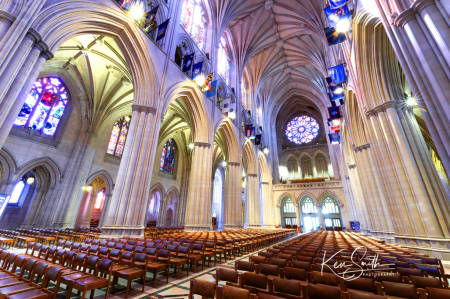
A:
184,142,213,231
316,205,323,229
261,182,271,227
223,162,241,229
102,105,159,237
294,201,301,229
247,173,261,227
0,44,52,149
74,190,91,228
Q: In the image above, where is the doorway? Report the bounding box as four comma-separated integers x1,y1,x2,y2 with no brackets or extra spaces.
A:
280,197,297,228
299,196,319,232
322,196,342,231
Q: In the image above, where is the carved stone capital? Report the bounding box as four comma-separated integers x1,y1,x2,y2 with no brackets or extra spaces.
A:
348,164,356,169
261,182,269,185
394,0,435,27
0,11,16,25
247,173,257,177
131,105,156,114
354,143,370,152
228,162,240,166
26,28,42,44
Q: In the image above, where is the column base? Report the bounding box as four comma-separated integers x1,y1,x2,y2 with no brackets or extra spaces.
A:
101,226,145,238
184,224,211,232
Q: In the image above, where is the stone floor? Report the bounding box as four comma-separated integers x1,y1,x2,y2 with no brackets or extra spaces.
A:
7,235,450,299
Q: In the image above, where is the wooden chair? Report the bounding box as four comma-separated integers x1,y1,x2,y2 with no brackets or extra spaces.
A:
112,253,147,298
68,258,113,299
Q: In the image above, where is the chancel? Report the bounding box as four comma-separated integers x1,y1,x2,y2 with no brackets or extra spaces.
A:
1,0,450,298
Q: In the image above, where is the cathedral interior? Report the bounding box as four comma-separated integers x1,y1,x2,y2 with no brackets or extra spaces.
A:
1,0,450,298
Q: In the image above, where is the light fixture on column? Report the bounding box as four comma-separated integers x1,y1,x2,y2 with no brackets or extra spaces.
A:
26,177,35,185
130,4,145,20
86,185,93,192
262,146,269,154
222,161,227,167
406,96,416,106
336,19,351,33
189,143,194,149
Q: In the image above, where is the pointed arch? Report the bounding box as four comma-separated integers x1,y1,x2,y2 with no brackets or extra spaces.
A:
15,157,62,188
284,153,299,165
0,148,17,182
258,154,271,183
297,191,318,206
242,139,257,174
31,1,158,108
86,170,114,194
165,187,180,200
149,183,165,199
214,118,240,163
318,191,343,207
162,81,210,143
312,149,330,160
276,192,296,207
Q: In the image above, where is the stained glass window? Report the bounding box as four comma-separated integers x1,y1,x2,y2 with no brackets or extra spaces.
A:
160,139,176,173
241,82,247,108
285,116,319,145
322,197,340,214
180,0,205,49
8,181,25,204
282,198,295,213
14,77,69,136
107,116,131,157
218,37,229,84
94,188,106,209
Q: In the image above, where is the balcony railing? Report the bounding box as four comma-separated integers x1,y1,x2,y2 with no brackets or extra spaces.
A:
273,181,342,190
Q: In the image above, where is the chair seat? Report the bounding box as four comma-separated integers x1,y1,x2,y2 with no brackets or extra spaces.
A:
8,288,52,299
0,273,12,280
115,268,146,278
73,276,107,287
170,258,188,264
61,272,89,282
147,262,168,271
0,283,33,295
0,278,22,287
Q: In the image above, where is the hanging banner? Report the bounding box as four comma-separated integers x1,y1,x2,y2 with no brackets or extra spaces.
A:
324,5,350,27
222,98,231,113
324,27,347,46
329,64,347,84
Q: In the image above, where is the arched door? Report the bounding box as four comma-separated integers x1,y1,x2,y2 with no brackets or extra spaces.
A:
299,196,319,232
280,197,297,228
321,196,342,231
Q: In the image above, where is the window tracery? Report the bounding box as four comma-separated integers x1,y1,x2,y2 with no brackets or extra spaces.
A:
218,37,230,84
160,139,176,173
286,116,319,145
322,197,339,214
107,116,131,157
14,77,69,136
180,0,206,49
301,196,317,213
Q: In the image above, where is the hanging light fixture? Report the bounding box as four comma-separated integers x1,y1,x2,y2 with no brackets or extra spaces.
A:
263,147,269,154
189,143,194,149
86,185,93,192
222,161,227,167
406,96,416,106
26,177,35,185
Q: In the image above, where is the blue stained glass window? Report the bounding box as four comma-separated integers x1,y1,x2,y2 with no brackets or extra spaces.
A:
14,77,69,136
285,116,319,145
160,139,176,173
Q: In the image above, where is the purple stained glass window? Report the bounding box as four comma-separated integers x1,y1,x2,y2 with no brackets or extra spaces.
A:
160,139,176,174
14,77,69,136
107,116,131,157
285,116,320,145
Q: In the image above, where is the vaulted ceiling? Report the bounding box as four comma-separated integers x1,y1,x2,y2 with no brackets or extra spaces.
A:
44,34,134,133
218,0,330,111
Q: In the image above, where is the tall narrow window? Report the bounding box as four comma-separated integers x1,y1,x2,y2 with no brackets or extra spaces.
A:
94,188,106,209
180,0,206,49
160,139,176,173
107,116,131,157
322,197,340,214
241,82,247,108
218,37,229,84
8,181,25,205
14,77,69,136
